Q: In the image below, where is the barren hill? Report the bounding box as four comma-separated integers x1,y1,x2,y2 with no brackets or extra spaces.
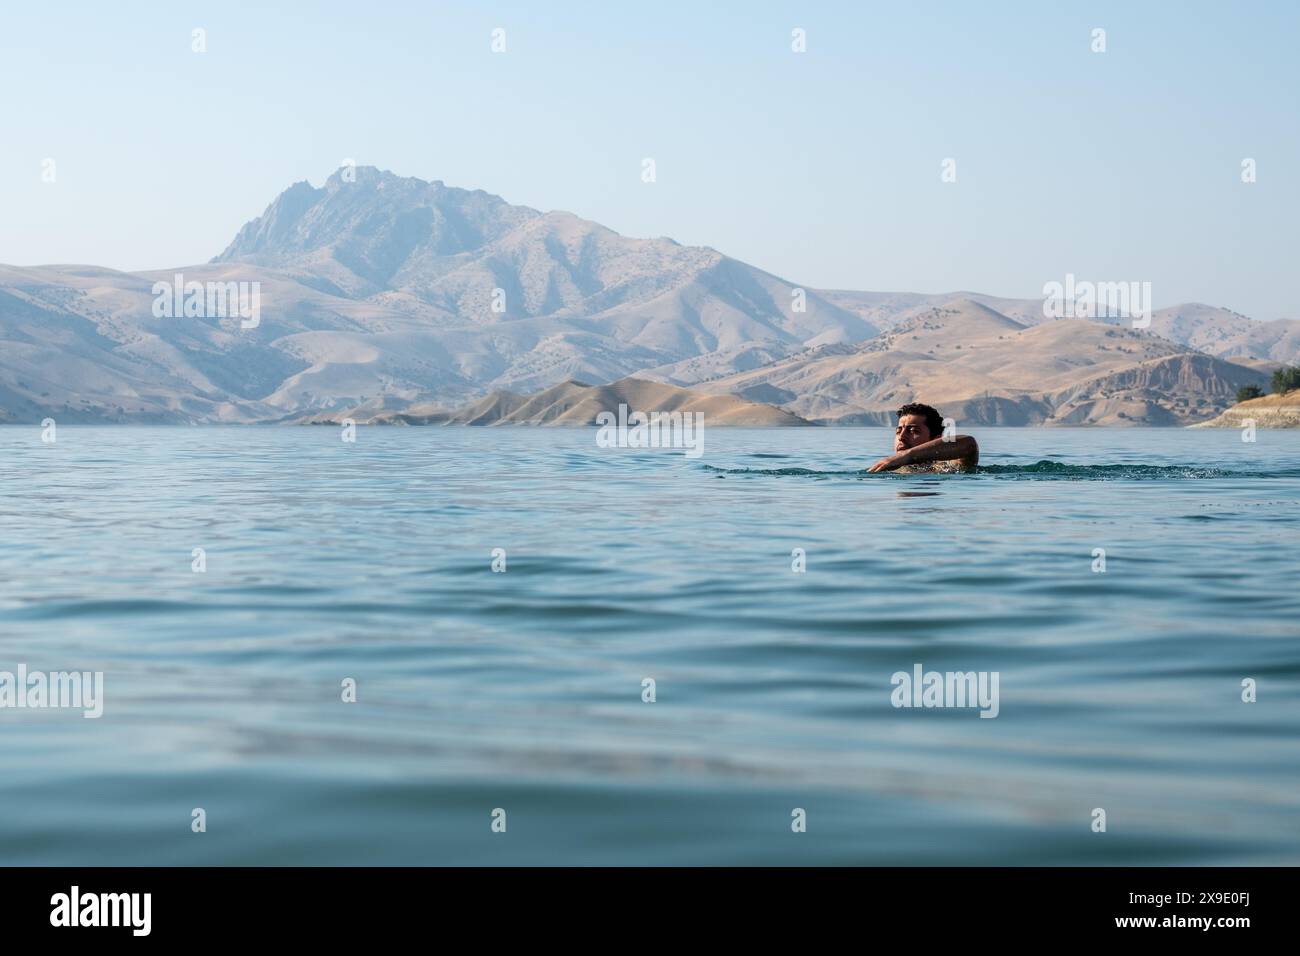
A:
1190,390,1300,428
694,300,1267,426
299,376,812,426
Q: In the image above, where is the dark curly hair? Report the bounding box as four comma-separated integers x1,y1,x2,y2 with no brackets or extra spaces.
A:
896,402,944,440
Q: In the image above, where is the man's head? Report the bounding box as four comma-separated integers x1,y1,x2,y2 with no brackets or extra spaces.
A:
894,402,944,452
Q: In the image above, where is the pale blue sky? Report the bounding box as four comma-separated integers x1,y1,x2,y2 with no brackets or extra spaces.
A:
3,1,1297,319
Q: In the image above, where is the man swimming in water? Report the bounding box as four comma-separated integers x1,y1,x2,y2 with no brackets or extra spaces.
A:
868,402,979,473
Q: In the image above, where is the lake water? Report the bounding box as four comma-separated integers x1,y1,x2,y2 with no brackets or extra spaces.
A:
1,425,1297,865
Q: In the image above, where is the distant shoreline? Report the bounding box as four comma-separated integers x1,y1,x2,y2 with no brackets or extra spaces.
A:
2,421,1281,429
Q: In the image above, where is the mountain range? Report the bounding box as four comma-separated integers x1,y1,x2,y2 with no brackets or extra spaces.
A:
0,166,1294,425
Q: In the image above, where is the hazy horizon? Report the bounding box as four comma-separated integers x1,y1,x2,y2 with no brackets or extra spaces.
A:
3,1,1298,320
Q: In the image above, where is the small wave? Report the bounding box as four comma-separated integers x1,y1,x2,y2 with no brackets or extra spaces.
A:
705,465,870,477
976,461,1241,480
704,461,1298,480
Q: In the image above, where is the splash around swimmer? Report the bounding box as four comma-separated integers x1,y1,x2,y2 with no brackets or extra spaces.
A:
868,403,980,474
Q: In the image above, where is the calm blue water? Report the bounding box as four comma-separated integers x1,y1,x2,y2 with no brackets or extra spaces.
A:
1,425,1297,865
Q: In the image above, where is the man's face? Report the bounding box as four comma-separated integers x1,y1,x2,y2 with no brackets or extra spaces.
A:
894,414,932,452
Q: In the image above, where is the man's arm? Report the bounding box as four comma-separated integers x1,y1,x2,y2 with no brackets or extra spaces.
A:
868,436,979,473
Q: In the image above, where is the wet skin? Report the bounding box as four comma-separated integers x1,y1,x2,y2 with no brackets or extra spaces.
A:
868,413,979,473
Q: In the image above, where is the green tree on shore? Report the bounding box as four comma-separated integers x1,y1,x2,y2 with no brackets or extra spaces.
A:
1237,385,1264,403
1271,366,1300,396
